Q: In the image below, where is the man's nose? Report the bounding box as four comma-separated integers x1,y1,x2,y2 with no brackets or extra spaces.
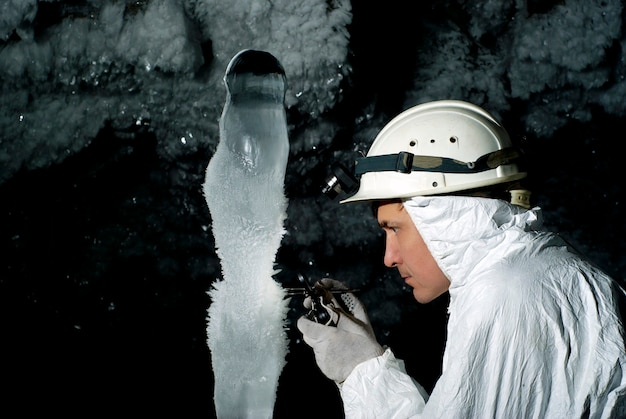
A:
383,240,399,268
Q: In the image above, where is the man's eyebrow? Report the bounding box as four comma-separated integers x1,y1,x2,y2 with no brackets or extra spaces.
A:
378,220,389,229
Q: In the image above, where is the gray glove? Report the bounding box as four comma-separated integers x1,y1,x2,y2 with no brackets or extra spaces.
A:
297,278,384,383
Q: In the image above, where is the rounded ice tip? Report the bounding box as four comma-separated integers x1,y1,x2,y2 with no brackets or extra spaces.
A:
226,49,285,77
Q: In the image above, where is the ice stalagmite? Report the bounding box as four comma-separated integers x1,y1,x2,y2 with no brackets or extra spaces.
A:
203,50,290,418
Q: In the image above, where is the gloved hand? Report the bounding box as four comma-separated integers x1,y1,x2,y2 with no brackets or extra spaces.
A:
297,278,384,383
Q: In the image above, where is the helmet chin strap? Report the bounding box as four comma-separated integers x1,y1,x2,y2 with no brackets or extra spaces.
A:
354,147,523,176
509,189,532,209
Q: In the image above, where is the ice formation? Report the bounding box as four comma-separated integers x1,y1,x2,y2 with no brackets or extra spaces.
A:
203,49,290,418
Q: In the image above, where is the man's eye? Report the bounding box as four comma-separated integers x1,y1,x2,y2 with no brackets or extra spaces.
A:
382,225,399,234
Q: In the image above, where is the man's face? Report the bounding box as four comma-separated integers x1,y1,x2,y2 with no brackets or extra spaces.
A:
377,201,450,303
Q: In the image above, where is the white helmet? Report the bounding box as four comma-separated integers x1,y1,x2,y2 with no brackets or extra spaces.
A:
341,100,527,204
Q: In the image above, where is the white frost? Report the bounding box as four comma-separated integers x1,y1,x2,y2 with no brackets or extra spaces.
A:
203,50,290,419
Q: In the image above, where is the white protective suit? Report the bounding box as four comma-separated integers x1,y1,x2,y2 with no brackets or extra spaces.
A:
340,196,626,418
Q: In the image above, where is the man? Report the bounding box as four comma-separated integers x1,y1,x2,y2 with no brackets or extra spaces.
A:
297,100,626,418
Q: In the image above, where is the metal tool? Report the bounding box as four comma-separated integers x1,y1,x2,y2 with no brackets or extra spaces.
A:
286,273,358,326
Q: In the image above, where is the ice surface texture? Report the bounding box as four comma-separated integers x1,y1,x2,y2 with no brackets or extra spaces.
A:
203,50,290,419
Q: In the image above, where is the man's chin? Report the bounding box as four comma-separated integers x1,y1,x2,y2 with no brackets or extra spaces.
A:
413,288,446,304
413,290,435,304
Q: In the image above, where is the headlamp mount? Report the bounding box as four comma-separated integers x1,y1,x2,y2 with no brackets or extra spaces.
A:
321,162,359,200
321,147,523,201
